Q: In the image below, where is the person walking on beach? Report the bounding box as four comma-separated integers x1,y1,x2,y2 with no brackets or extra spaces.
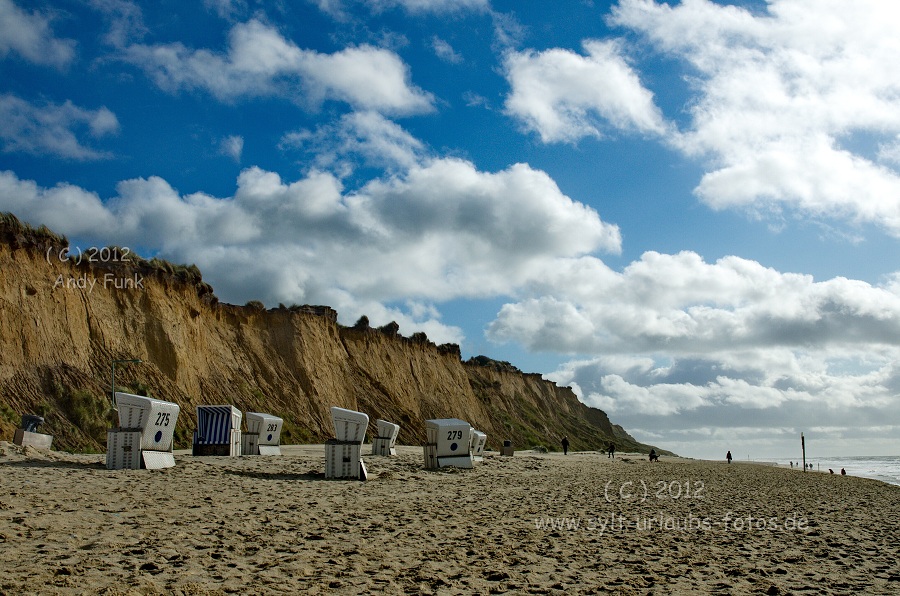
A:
607,442,615,459
726,450,732,464
561,436,569,455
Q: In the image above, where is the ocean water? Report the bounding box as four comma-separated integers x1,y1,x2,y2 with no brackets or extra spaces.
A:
771,455,900,487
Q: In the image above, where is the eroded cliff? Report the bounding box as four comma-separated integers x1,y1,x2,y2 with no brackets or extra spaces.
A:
0,213,661,454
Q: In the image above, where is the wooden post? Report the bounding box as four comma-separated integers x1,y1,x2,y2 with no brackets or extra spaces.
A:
801,433,806,472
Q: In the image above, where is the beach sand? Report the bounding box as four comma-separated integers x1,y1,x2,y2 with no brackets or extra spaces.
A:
1,442,898,595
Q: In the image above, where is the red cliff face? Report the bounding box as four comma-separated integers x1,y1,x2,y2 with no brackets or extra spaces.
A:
0,213,656,454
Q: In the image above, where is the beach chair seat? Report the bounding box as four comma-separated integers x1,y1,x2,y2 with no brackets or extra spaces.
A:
193,405,242,456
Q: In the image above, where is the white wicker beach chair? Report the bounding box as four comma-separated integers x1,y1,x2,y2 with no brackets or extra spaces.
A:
372,419,400,456
244,412,283,455
107,392,180,469
325,407,369,480
424,418,474,469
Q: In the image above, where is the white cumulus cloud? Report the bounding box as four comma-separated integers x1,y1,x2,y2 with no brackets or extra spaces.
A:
122,19,434,115
609,0,900,236
491,248,900,454
490,250,900,354
503,39,670,143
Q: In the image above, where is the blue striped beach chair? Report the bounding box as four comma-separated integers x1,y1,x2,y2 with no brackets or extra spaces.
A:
193,405,242,456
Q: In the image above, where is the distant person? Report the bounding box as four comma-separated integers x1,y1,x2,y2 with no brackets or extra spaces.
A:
649,449,659,462
829,469,834,474
561,436,569,455
790,461,793,469
841,468,846,476
608,442,615,459
726,450,732,464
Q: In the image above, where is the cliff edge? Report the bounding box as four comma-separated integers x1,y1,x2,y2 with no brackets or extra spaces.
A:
0,213,666,455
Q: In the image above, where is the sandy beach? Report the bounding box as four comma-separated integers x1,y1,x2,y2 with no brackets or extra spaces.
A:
1,442,898,595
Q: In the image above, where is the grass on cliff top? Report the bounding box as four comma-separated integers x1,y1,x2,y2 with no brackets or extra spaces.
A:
2,211,213,295
1,212,67,244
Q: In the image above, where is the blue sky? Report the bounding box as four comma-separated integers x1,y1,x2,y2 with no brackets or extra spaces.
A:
2,0,900,460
